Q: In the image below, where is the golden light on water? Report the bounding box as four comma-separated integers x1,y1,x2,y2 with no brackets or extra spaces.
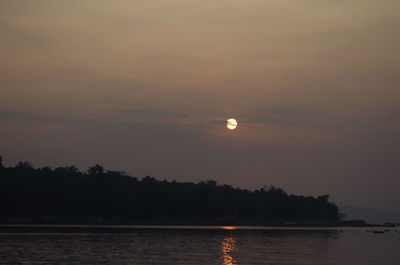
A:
221,226,238,230
221,236,237,265
226,118,237,130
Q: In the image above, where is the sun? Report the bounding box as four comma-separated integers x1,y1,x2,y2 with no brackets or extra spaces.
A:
226,118,237,130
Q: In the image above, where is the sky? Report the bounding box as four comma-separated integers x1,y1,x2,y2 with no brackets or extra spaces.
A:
1,0,399,212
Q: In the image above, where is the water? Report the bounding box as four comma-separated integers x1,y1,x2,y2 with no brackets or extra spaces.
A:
0,225,399,265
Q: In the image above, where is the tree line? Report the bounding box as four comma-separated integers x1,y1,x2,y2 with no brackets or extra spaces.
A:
0,156,339,225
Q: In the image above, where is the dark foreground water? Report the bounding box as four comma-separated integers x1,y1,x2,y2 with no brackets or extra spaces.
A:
0,225,399,265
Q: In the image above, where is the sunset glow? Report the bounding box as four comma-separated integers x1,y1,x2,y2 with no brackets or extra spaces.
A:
227,119,238,130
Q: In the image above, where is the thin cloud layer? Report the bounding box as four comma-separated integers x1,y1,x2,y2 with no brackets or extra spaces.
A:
1,0,400,211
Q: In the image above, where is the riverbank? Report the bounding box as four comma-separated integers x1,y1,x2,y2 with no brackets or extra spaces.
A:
0,216,394,227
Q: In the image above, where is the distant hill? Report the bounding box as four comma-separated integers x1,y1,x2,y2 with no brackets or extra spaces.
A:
340,206,400,225
0,157,340,225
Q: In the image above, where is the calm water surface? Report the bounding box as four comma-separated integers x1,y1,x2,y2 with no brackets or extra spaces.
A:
0,225,399,265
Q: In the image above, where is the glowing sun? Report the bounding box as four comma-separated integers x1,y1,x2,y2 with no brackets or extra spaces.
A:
226,118,237,130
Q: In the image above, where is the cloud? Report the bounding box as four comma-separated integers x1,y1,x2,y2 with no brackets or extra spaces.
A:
1,0,400,213
108,108,187,120
0,109,206,130
237,106,320,128
0,111,105,127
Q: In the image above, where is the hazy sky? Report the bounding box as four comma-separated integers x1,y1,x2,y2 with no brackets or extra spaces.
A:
1,0,399,212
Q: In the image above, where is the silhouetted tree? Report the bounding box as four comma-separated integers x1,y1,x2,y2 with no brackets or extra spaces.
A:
65,165,79,174
16,161,33,169
0,157,340,224
88,164,104,175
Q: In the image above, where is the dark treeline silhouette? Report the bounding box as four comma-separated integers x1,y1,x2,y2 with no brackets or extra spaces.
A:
0,156,340,225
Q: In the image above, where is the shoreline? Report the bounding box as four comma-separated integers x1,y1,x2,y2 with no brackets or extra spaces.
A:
0,223,395,229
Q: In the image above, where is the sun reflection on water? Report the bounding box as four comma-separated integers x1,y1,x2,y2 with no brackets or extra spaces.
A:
221,236,237,265
221,226,238,230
